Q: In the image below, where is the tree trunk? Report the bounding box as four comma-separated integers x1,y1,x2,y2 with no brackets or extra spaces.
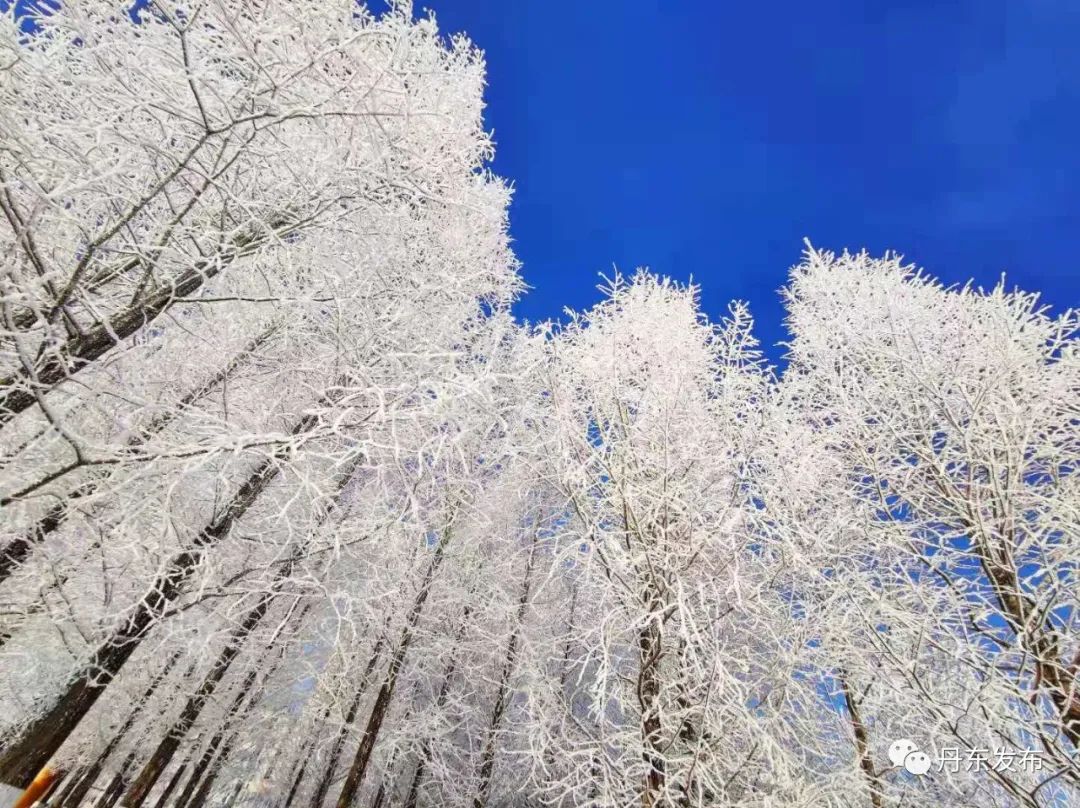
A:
91,745,140,808
120,596,281,807
0,557,197,790
364,705,414,808
473,539,537,808
402,606,472,808
58,650,183,808
52,767,86,807
185,754,223,808
148,762,187,808
0,395,332,788
0,492,85,587
0,217,296,426
178,598,314,808
171,671,257,808
967,521,1080,746
123,455,356,808
638,589,666,808
0,319,281,582
841,672,883,808
177,601,312,808
280,723,322,808
307,636,389,808
333,532,450,808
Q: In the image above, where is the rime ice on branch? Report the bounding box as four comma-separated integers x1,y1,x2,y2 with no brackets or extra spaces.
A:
0,2,1077,807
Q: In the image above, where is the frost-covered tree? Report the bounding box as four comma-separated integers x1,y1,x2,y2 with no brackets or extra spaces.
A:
517,274,823,808
1,2,1077,807
0,0,519,800
771,246,1079,807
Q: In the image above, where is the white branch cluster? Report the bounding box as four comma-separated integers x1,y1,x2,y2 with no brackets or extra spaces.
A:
0,4,1076,808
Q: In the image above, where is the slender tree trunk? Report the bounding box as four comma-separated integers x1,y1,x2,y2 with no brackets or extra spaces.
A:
0,491,85,587
52,766,86,807
93,772,126,808
401,761,425,808
89,657,199,808
368,784,386,808
638,588,666,808
536,580,580,793
307,637,389,808
0,558,197,789
123,457,356,808
92,744,141,808
282,754,312,808
177,599,315,808
0,320,281,585
185,754,223,808
120,596,282,807
279,702,333,808
169,669,259,808
58,650,184,808
402,606,472,808
0,217,296,426
966,522,1080,746
841,673,882,808
149,762,187,808
364,706,414,808
0,396,332,788
177,702,271,808
473,539,537,808
333,532,450,808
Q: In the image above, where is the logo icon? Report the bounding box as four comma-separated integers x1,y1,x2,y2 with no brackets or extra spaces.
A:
888,739,931,776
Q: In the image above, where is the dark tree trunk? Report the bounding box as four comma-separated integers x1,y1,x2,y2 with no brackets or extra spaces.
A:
0,493,84,587
148,762,187,808
124,455,356,808
58,650,183,808
333,533,449,808
402,618,469,808
92,744,142,808
120,598,279,807
472,539,537,808
52,766,86,807
0,557,198,789
0,397,332,788
541,580,580,782
841,673,883,808
280,699,335,808
637,588,666,808
0,217,296,426
365,681,426,808
0,320,280,580
282,754,312,808
307,636,388,808
368,783,386,808
177,600,314,808
95,773,127,808
185,755,223,808
172,672,257,808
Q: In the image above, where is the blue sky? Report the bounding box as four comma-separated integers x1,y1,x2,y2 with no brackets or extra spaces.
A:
420,0,1079,361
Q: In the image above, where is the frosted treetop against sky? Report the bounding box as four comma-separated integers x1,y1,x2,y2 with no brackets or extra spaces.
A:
6,0,1080,352
412,0,1080,355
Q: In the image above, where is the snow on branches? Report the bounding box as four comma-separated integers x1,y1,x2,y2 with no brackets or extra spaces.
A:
0,3,1076,808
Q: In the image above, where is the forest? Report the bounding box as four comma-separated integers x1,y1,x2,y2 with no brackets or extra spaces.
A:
0,3,1077,807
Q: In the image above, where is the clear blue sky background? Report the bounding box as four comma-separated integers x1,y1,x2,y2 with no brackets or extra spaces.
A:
8,1,1079,362
417,0,1079,361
